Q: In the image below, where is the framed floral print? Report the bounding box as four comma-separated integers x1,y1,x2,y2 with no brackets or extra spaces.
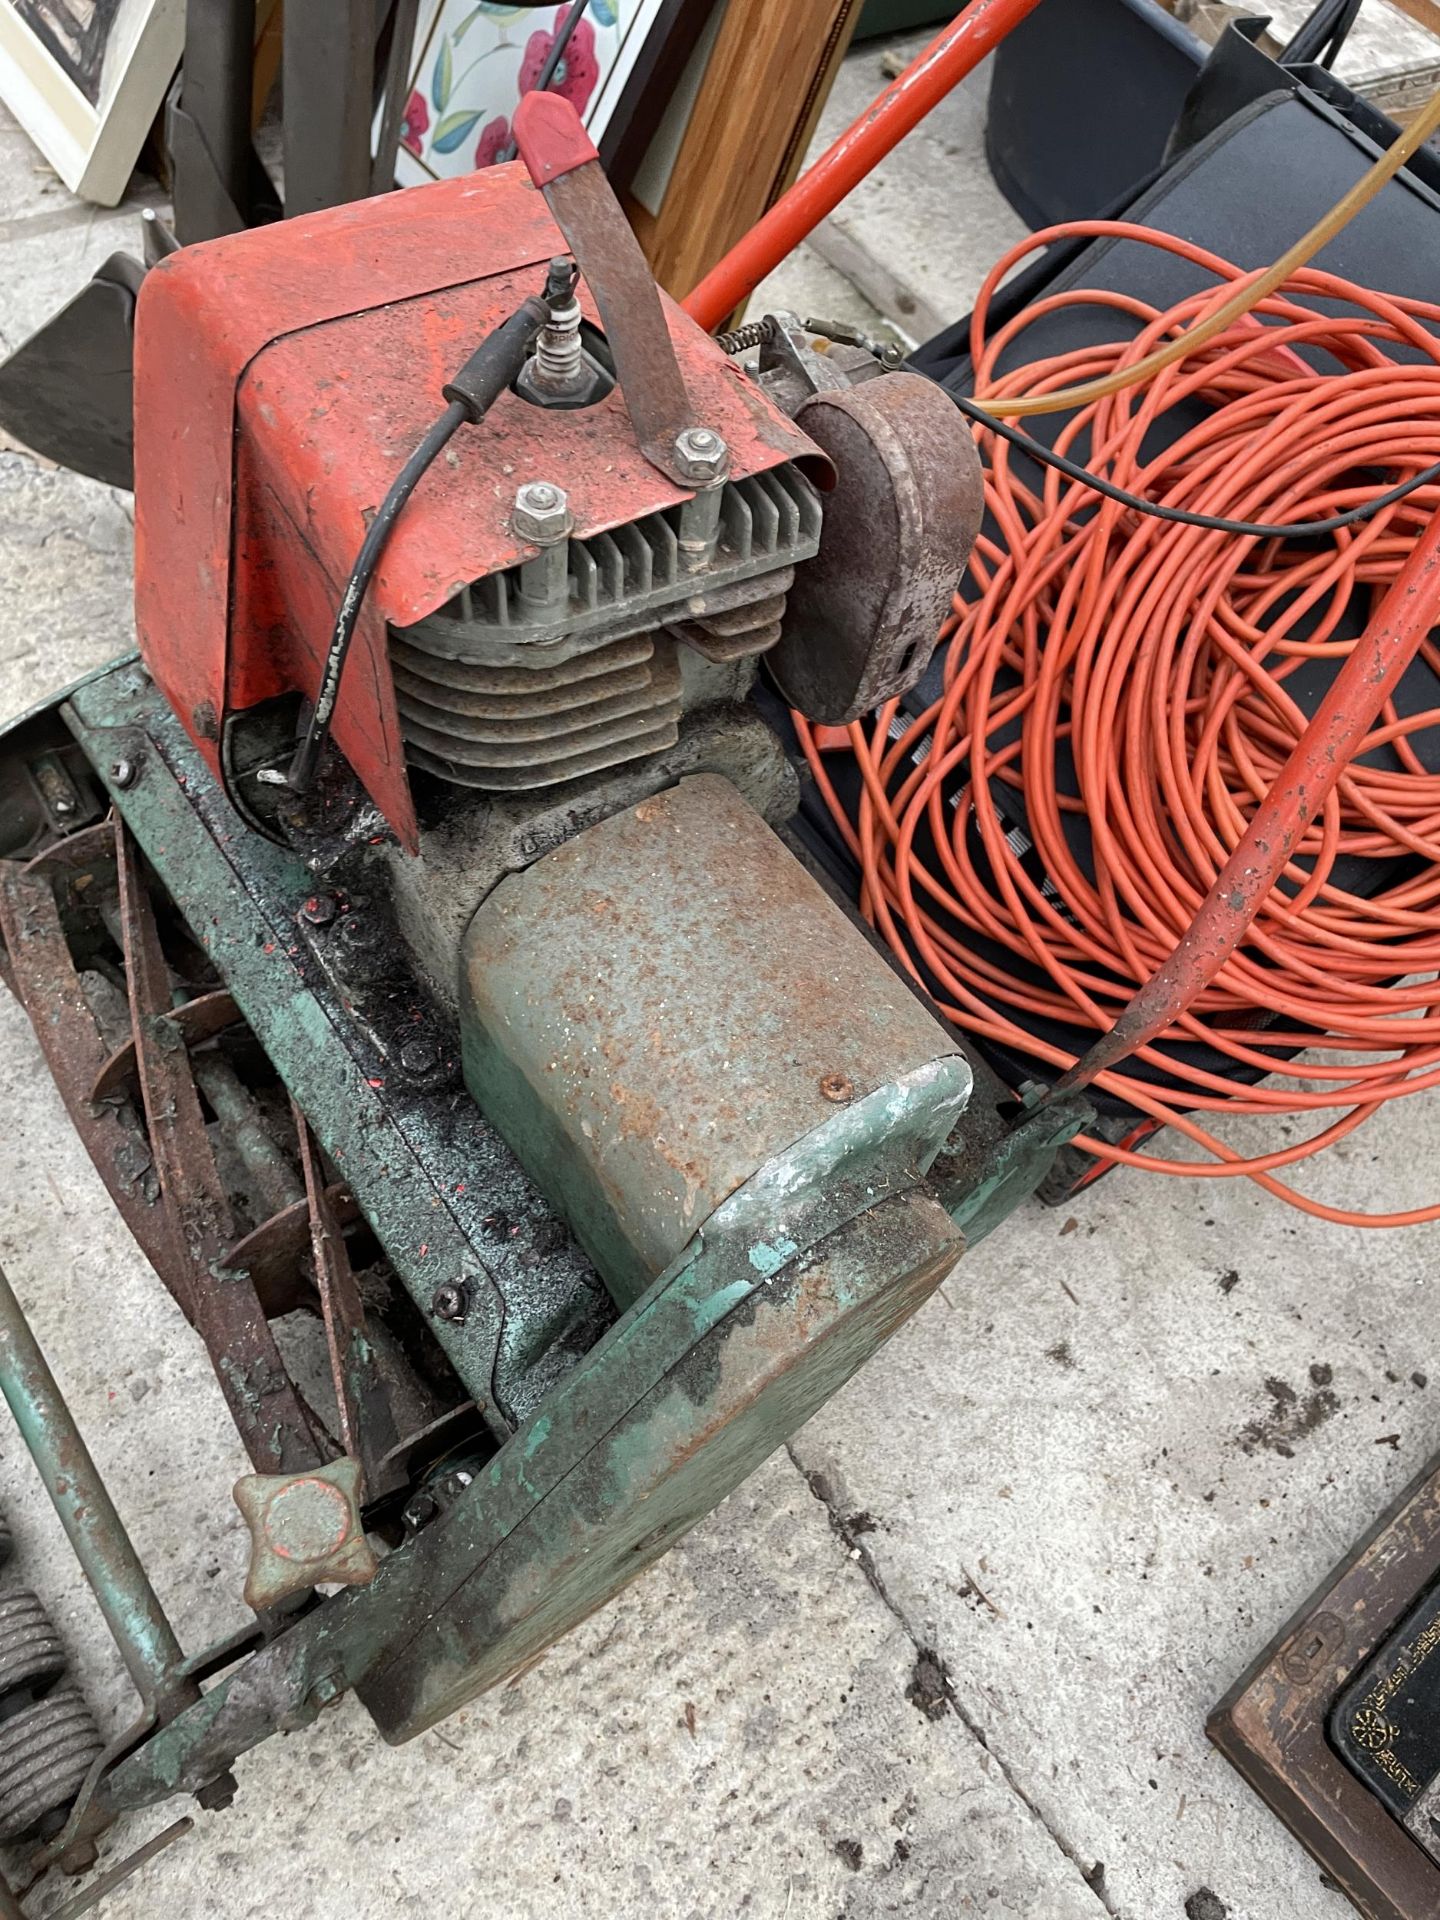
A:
393,0,677,187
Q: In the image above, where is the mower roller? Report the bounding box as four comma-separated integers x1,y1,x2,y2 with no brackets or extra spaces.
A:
0,90,1086,1879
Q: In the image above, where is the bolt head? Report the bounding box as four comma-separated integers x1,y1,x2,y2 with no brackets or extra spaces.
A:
512,480,572,544
432,1281,469,1324
673,426,730,484
399,1035,440,1077
403,1490,440,1532
110,758,138,789
195,1770,239,1813
300,892,337,927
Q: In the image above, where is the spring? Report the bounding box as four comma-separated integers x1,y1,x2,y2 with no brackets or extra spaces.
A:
716,317,776,356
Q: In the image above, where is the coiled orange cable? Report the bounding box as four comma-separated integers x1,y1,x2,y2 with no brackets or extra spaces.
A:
795,224,1440,1226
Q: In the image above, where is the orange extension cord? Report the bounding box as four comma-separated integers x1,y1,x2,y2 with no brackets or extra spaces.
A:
796,223,1440,1227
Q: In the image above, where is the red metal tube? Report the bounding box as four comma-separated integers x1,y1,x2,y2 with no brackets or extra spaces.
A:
681,0,1050,334
1061,500,1440,1091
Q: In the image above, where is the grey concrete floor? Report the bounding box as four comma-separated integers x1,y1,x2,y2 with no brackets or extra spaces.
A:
0,27,1436,1920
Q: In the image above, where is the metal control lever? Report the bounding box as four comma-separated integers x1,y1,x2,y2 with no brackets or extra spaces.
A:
511,91,722,490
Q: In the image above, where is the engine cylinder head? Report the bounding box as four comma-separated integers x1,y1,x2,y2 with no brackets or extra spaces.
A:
392,464,823,794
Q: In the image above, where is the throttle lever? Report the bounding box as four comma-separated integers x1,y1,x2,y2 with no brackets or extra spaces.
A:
512,91,718,491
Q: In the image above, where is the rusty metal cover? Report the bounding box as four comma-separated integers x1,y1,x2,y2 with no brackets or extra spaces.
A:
133,165,821,850
767,372,985,725
461,772,967,1306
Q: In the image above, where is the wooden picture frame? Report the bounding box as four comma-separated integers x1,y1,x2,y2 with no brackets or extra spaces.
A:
0,0,183,204
594,0,722,188
622,0,864,302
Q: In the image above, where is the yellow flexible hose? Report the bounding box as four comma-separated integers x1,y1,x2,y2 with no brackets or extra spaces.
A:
974,82,1440,416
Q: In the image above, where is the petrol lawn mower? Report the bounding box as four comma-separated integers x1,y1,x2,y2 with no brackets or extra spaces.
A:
0,77,1080,1894
5,2,1440,1908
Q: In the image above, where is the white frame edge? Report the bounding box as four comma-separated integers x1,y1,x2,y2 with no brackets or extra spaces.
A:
0,0,183,206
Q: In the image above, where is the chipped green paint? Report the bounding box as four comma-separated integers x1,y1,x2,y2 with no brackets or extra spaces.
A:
58,660,602,1434
2,656,1068,1826
90,1051,967,1811
936,1087,1090,1246
747,1236,799,1276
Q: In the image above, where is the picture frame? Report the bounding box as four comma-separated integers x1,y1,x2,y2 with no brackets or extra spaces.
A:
0,0,184,205
392,0,704,189
622,0,864,303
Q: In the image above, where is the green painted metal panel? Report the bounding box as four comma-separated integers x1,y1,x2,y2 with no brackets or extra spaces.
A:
59,660,603,1430
95,1078,964,1803
462,772,970,1306
363,1186,961,1737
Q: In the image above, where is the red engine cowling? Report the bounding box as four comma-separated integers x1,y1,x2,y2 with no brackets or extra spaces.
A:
132,163,818,851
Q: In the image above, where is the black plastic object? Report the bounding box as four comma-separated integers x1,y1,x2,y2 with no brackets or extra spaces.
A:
984,0,1205,227
442,296,552,420
0,255,143,490
854,0,952,37
920,29,1440,389
778,41,1440,1121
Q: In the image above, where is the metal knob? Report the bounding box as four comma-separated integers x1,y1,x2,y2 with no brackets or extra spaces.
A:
233,1456,378,1611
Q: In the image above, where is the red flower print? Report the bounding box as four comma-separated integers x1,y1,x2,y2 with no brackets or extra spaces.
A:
474,116,511,169
400,90,429,156
518,9,600,116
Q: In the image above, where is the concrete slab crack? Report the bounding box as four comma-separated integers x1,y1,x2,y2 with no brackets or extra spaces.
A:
788,1444,1120,1917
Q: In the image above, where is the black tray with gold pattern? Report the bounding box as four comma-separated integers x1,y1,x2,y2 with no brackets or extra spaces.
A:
1332,1578,1440,1863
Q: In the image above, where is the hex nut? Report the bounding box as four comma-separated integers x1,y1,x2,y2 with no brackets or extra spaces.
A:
673,426,730,484
195,1770,238,1812
512,481,572,544
300,892,338,927
516,348,611,411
